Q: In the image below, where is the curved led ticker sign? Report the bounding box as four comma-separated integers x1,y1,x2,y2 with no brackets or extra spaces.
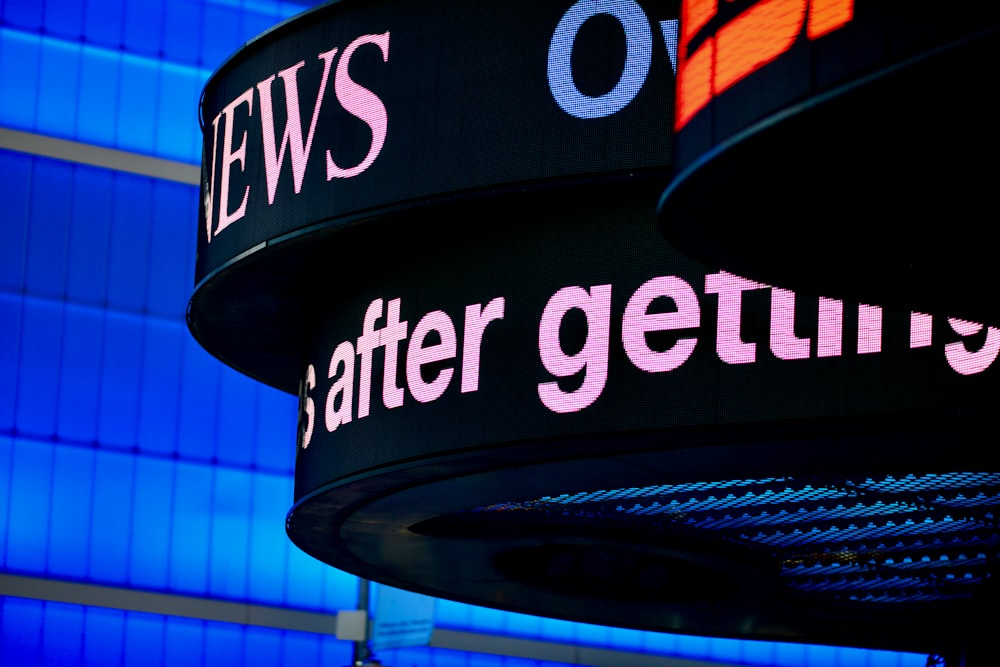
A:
188,0,1000,659
292,199,1000,496
287,189,1000,654
194,0,677,287
659,0,1000,326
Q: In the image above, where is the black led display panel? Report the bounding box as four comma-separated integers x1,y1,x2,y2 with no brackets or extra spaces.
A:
195,0,676,286
292,188,1000,499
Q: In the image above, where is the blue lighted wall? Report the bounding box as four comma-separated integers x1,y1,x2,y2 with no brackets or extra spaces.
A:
0,597,354,667
1,597,926,667
1,0,310,164
0,0,933,665
0,149,354,611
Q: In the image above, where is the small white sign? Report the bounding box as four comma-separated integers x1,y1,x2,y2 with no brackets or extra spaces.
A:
371,585,436,651
335,609,368,642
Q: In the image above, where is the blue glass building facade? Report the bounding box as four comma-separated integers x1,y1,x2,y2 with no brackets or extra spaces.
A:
0,1,930,665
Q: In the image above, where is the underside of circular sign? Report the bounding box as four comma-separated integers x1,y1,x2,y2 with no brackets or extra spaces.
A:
287,406,1000,657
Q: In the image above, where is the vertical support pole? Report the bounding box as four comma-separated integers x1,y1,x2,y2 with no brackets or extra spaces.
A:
351,578,372,666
